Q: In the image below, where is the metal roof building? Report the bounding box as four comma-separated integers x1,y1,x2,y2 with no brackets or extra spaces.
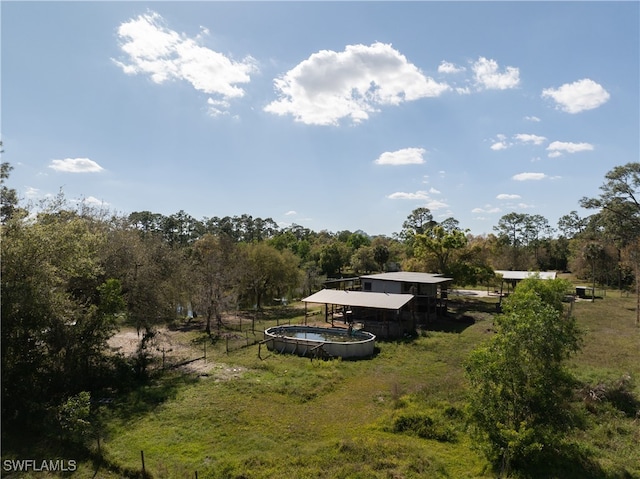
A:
303,271,453,338
302,289,414,310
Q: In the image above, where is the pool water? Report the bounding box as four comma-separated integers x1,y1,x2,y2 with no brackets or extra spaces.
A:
284,329,360,343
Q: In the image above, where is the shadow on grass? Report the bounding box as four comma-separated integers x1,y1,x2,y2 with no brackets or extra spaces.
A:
515,441,631,479
449,297,500,315
416,297,496,334
110,372,199,422
423,315,476,334
167,318,206,332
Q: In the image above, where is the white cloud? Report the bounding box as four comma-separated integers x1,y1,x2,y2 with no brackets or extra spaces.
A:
24,187,40,199
490,133,510,150
472,206,501,214
496,193,521,200
424,199,449,210
264,42,450,125
285,210,297,216
512,172,547,181
491,133,547,150
541,78,610,114
114,12,256,114
491,141,509,151
472,57,520,90
438,61,465,74
429,187,441,194
374,147,426,165
82,196,109,207
514,133,547,145
207,98,232,117
455,86,471,95
546,141,594,157
524,116,541,122
387,190,448,210
387,191,430,200
49,158,104,173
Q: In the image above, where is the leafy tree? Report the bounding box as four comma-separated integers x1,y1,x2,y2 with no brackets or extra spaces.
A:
523,214,553,267
203,214,280,242
373,243,390,271
1,159,19,224
300,260,322,296
581,163,640,317
240,242,301,309
192,234,240,335
318,241,350,276
580,162,640,236
414,223,468,274
269,228,313,261
1,202,122,424
100,221,190,379
57,391,92,445
557,211,588,239
350,245,378,274
161,210,203,247
494,212,553,270
399,207,436,241
465,278,581,475
493,212,529,269
128,210,164,236
346,232,371,251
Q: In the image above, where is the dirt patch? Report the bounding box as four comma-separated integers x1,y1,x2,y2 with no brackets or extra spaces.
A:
180,360,247,381
107,326,246,379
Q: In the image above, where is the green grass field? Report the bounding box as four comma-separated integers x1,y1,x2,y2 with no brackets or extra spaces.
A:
9,291,640,479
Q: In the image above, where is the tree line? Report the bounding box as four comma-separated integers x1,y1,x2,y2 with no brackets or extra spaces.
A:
1,157,639,439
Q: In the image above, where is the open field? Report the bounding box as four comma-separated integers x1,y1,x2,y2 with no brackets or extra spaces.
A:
5,291,640,479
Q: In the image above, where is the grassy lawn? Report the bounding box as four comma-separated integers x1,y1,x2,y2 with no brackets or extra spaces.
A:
11,293,640,478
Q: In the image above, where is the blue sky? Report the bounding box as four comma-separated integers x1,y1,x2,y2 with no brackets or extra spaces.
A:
2,1,638,236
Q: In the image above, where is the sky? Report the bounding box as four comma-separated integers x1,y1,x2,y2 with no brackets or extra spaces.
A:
2,1,639,237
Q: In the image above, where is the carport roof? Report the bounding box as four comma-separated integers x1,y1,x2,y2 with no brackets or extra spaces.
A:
495,270,557,280
302,289,413,310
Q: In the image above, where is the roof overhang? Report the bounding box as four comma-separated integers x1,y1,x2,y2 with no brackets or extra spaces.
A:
302,289,414,310
360,272,453,284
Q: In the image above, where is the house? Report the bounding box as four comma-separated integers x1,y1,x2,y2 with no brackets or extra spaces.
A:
360,272,452,319
303,272,453,339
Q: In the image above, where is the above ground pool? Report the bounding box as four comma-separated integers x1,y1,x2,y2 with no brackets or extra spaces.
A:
263,325,376,359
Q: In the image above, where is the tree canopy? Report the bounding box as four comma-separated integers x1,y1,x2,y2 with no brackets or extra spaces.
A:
465,278,581,475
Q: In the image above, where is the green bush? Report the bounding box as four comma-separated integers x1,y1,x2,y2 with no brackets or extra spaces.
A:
392,412,457,442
